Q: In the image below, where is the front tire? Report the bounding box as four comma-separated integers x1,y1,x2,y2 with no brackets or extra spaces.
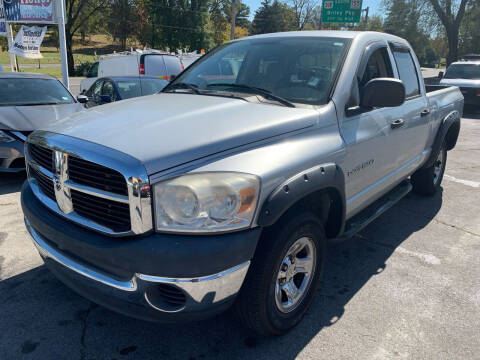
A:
234,211,326,336
411,142,447,196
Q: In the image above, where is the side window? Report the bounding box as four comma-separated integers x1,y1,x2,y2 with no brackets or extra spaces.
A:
91,80,103,96
163,56,183,75
87,62,99,78
102,81,116,101
392,49,420,98
360,47,393,87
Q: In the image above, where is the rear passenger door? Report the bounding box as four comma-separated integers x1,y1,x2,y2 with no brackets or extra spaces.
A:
390,44,431,163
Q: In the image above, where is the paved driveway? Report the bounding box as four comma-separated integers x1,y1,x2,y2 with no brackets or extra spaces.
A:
0,113,479,359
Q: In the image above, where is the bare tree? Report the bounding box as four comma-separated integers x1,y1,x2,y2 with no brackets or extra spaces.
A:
428,0,471,65
289,0,317,30
65,0,109,75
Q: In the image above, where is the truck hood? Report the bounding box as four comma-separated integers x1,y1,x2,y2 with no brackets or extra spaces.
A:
0,103,84,131
440,78,480,88
44,93,319,174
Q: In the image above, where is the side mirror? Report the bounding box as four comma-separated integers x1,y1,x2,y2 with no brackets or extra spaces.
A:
438,71,444,79
361,78,405,108
100,94,112,103
76,94,88,104
170,74,177,82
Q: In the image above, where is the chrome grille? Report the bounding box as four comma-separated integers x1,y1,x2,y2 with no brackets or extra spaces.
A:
28,165,55,201
29,143,53,172
25,132,153,236
70,189,131,232
68,156,128,196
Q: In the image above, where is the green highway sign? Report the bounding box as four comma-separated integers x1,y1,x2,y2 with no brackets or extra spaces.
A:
322,0,363,23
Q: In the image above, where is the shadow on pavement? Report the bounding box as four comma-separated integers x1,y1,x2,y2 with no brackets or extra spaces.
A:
0,172,26,195
463,106,480,119
0,191,443,359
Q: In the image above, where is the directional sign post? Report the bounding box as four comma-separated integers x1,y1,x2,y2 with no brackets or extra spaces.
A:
322,0,363,23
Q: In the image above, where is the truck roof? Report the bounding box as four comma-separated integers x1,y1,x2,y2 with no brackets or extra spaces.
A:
241,30,410,46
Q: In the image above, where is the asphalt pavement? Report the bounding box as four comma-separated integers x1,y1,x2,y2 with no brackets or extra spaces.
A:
0,113,479,359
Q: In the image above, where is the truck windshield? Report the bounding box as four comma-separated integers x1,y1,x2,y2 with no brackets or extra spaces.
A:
168,37,350,105
444,63,480,79
0,78,75,106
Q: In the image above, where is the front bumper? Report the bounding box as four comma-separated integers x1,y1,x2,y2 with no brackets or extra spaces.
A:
0,138,25,172
21,182,261,322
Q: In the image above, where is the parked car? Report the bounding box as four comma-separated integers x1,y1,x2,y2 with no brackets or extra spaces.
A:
22,31,462,335
440,60,480,107
0,73,84,172
78,76,169,108
80,52,183,93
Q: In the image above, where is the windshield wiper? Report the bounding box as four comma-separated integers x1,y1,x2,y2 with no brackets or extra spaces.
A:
163,82,200,94
206,83,296,108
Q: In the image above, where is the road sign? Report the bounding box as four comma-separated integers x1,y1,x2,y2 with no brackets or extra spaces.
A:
322,0,363,23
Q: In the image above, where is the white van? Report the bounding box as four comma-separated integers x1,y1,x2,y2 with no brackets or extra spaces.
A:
80,53,183,93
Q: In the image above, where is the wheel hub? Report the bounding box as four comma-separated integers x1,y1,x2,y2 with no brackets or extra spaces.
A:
275,237,316,313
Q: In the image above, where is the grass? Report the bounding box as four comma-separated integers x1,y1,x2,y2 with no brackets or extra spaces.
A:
2,66,62,78
0,34,140,66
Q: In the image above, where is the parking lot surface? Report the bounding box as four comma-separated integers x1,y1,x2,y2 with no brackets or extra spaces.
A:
0,114,479,360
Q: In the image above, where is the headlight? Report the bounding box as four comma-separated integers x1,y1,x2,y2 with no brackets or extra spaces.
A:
154,172,260,233
0,130,15,143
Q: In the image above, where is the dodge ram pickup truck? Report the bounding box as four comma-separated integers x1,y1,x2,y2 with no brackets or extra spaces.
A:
21,31,463,336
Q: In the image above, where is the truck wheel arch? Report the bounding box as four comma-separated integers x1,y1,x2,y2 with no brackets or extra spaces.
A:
424,110,460,168
257,164,346,239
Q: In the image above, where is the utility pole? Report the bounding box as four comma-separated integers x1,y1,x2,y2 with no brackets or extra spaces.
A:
363,6,369,31
230,0,237,40
57,0,69,88
6,24,18,71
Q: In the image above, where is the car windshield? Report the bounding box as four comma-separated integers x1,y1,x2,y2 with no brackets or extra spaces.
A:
116,78,169,99
0,78,75,106
168,37,350,105
444,63,480,79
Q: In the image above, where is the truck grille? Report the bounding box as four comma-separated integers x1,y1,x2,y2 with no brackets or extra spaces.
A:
29,143,53,172
28,165,56,201
26,141,139,235
70,190,131,232
68,156,128,196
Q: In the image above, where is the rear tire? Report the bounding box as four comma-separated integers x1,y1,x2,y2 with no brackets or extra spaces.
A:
411,141,447,196
234,211,326,336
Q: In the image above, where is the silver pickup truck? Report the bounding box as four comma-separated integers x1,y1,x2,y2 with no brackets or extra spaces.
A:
21,31,463,336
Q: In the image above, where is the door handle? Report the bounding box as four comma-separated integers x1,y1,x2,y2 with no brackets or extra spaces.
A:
391,118,405,129
420,109,430,117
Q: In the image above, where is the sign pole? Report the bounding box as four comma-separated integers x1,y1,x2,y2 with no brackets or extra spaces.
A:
363,6,369,31
57,0,69,88
6,24,18,71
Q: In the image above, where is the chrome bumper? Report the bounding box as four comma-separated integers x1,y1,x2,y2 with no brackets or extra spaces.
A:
25,219,250,316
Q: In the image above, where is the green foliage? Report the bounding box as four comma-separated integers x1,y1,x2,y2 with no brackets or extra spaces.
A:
251,0,296,35
384,0,437,65
459,2,480,57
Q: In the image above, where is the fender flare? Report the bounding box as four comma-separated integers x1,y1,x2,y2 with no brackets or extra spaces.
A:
423,110,461,168
256,163,346,234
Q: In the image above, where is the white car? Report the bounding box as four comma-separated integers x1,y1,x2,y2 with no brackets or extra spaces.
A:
80,53,183,93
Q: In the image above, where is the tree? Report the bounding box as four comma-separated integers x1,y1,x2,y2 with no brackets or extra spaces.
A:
384,0,432,64
251,0,296,35
65,0,109,75
459,1,480,57
109,0,137,49
366,15,384,32
427,0,471,65
289,0,317,30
